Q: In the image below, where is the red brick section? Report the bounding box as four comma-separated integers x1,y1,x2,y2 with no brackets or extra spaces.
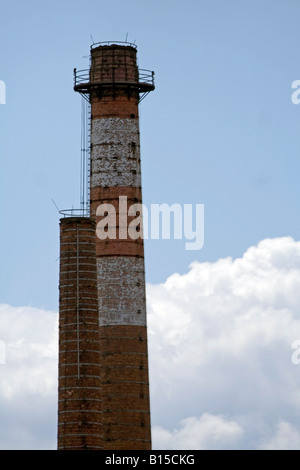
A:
100,325,151,450
92,97,138,120
90,45,139,120
57,217,103,450
89,45,152,450
90,186,144,258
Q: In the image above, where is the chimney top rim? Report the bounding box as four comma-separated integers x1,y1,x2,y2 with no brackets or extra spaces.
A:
91,41,137,51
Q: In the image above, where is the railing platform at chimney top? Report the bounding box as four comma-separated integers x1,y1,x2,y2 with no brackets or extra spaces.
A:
73,67,155,95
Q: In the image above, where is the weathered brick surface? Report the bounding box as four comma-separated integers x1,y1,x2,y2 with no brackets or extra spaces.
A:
91,45,138,82
97,257,146,326
99,324,151,449
89,45,139,119
95,239,144,257
59,44,153,451
88,45,152,450
91,117,141,188
58,217,103,450
91,186,144,257
91,96,139,120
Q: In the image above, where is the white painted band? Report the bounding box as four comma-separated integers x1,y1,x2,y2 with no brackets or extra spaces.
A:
91,118,141,188
97,256,147,326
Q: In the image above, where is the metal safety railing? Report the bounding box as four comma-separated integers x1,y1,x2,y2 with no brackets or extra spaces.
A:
59,208,90,218
139,69,155,87
73,67,155,90
91,40,138,49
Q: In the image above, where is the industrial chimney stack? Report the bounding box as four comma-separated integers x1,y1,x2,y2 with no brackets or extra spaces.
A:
57,41,155,450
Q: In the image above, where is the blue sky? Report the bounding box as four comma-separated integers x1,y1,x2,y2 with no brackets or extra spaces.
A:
1,0,300,310
1,0,300,451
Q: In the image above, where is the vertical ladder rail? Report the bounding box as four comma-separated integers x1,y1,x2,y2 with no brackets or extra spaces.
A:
80,97,91,216
87,101,91,216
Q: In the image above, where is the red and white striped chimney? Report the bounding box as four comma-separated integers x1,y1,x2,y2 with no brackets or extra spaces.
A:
68,42,155,450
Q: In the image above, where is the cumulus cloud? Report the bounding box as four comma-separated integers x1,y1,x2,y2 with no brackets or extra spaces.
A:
258,421,300,450
1,236,300,449
153,414,244,450
148,236,300,449
0,305,58,449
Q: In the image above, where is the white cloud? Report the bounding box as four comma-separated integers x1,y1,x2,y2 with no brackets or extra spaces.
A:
147,236,300,449
258,421,300,450
1,236,300,449
0,305,58,449
153,414,244,450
